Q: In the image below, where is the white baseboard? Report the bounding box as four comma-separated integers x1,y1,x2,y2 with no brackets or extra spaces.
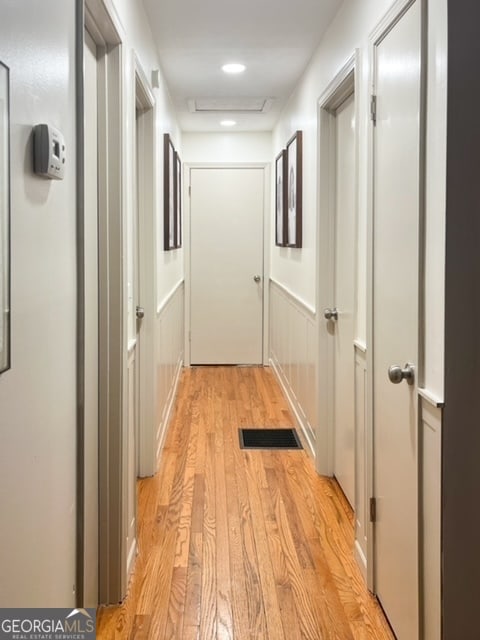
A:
126,538,137,580
354,539,368,583
269,356,316,460
156,356,183,465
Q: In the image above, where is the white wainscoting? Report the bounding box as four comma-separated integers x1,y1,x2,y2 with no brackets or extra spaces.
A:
155,281,185,466
354,341,368,579
420,394,442,640
269,279,317,458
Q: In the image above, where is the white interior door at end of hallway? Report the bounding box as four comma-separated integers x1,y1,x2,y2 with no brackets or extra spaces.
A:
190,167,264,365
372,2,422,638
332,91,356,508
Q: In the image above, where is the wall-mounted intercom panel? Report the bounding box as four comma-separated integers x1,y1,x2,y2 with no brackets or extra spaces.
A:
33,124,66,180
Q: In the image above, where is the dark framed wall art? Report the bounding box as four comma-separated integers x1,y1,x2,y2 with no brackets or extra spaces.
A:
286,130,303,248
164,133,182,251
164,133,176,250
275,149,287,246
0,61,10,374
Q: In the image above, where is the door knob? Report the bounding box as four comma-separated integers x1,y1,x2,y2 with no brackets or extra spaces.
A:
324,308,338,321
388,363,415,385
253,275,261,283
136,306,145,319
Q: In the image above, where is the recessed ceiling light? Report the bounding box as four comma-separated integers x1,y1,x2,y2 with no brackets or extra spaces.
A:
220,119,237,127
222,63,246,74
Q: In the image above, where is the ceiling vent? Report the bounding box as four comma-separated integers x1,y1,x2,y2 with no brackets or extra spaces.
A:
187,97,274,114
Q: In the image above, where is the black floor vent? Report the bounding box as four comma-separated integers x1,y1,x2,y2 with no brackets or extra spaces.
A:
239,428,303,450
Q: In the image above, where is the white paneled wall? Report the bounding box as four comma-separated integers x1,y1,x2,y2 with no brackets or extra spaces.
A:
155,281,185,464
269,280,317,457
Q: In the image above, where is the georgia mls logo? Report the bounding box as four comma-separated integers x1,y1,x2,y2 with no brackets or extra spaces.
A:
64,608,95,632
0,607,96,639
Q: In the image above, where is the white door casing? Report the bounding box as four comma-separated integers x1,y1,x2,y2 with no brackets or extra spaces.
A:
124,59,156,581
83,29,99,607
371,1,422,637
316,55,358,502
189,167,265,365
134,61,156,478
85,0,126,604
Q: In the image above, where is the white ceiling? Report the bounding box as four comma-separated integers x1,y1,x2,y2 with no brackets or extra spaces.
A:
142,0,343,132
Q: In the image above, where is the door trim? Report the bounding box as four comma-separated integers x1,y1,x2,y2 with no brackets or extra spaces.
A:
75,0,85,608
367,0,427,598
133,56,156,478
184,163,270,367
81,0,127,606
316,52,359,478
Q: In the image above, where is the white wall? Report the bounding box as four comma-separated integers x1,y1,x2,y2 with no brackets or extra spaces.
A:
272,0,392,324
182,132,272,164
0,1,77,606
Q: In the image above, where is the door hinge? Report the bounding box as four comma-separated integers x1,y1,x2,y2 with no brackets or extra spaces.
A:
369,497,377,523
188,185,191,197
370,94,377,125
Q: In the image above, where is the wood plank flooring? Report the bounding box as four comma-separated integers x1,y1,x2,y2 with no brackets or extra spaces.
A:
97,366,394,640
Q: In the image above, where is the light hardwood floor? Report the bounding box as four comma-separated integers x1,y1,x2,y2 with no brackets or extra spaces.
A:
97,366,394,639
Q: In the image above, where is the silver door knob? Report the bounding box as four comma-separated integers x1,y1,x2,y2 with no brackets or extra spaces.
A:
136,306,145,319
324,308,338,321
253,275,261,283
388,363,415,385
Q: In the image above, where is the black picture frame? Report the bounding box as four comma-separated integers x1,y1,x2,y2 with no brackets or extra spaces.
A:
275,149,287,246
286,130,303,248
0,61,10,374
163,133,176,250
175,151,182,248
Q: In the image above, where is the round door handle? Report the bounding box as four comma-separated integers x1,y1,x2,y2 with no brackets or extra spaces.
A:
253,275,261,283
136,306,145,319
388,363,415,385
324,307,338,321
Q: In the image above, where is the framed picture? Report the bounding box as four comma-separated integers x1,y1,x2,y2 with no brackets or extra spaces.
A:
275,149,287,246
175,151,182,248
0,61,10,374
163,133,176,250
286,130,303,248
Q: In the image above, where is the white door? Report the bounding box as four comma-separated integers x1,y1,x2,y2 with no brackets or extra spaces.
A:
124,121,142,580
372,2,421,638
190,167,264,365
332,92,356,507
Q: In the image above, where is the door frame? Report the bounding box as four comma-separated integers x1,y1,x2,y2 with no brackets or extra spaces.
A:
316,52,359,477
184,163,270,367
367,0,427,595
80,0,127,606
133,57,156,478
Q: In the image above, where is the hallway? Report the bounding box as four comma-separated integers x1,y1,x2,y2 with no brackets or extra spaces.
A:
97,367,393,639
